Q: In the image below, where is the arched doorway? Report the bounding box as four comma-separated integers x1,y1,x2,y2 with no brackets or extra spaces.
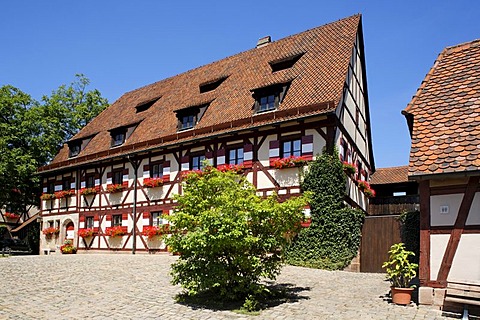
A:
65,221,75,243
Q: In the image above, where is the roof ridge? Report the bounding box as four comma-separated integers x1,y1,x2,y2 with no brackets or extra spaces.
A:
122,14,362,98
375,165,408,170
444,38,480,54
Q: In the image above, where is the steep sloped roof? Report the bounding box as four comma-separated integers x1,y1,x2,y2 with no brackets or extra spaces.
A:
42,15,362,172
370,166,410,185
403,39,480,177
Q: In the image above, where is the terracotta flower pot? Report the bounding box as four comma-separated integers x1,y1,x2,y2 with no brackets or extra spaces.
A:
391,287,414,305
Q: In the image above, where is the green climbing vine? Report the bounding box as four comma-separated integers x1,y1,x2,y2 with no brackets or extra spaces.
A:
286,148,365,270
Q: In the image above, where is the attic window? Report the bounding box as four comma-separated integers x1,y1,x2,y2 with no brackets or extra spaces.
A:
67,135,95,158
111,129,127,147
269,53,304,72
251,83,290,113
69,142,81,158
175,102,211,131
109,123,140,148
136,97,160,113
199,76,228,93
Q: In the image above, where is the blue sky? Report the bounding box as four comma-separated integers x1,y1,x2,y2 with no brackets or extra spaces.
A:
1,1,479,169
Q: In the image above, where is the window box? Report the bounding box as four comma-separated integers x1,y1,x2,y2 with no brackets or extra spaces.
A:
142,225,169,239
4,212,20,220
272,156,308,169
105,226,127,237
106,183,125,193
78,228,95,238
217,164,245,174
342,162,357,176
143,177,164,188
40,193,56,201
357,180,376,198
80,187,98,196
54,189,76,199
42,227,60,237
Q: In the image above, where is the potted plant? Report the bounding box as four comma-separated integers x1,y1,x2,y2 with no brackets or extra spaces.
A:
106,183,125,193
342,161,357,176
80,187,98,196
4,212,20,220
54,189,75,199
272,156,308,169
40,193,56,201
42,227,60,238
382,243,418,305
60,239,77,254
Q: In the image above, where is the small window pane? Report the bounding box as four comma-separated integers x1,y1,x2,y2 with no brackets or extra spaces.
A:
86,217,94,229
112,215,122,227
152,212,163,226
86,175,95,188
151,164,162,178
113,171,123,185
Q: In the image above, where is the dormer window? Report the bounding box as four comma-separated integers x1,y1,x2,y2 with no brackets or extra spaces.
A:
109,123,140,148
199,76,228,93
69,143,81,158
136,96,161,113
111,129,126,147
175,102,211,131
269,53,304,72
67,135,95,158
252,83,290,114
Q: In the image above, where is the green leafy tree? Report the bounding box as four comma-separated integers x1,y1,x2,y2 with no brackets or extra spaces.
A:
286,148,365,270
165,165,306,307
0,75,108,216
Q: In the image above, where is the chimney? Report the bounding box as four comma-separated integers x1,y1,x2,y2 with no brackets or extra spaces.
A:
256,36,271,48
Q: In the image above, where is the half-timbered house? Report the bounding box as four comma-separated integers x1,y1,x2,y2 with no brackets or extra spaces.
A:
37,14,375,255
403,39,480,310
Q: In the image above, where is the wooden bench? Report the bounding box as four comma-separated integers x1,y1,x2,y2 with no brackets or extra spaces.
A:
445,282,480,307
444,282,480,318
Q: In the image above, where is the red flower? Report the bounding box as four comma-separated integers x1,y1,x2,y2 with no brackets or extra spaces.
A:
4,212,20,219
273,156,308,169
80,187,98,196
78,228,95,238
141,225,169,239
105,226,126,237
217,164,245,173
42,227,60,236
40,193,56,200
106,184,125,193
54,189,75,199
143,178,164,188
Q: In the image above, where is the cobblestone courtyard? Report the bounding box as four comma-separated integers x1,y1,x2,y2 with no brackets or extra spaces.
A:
0,254,451,319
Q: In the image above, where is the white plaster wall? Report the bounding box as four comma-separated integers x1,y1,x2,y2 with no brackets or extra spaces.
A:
258,134,275,167
256,171,276,190
430,194,463,226
448,233,480,284
273,168,301,188
308,128,326,155
466,192,480,225
430,234,450,281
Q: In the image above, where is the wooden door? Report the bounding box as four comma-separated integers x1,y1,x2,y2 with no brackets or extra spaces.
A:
360,215,402,273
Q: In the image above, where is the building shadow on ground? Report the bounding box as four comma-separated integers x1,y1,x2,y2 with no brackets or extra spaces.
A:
175,282,311,312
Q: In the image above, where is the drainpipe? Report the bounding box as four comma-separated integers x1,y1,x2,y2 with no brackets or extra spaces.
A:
127,156,139,254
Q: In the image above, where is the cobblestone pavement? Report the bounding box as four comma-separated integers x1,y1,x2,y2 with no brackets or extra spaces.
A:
0,254,452,319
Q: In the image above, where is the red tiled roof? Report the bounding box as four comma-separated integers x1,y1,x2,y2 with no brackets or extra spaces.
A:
403,39,480,177
42,15,362,171
370,166,409,185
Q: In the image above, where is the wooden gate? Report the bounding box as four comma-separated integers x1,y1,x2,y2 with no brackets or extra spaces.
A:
360,215,402,273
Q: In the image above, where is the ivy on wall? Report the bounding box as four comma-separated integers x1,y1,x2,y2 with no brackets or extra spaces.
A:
285,148,365,270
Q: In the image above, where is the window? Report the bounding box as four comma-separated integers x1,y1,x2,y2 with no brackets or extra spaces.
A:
340,139,349,162
180,114,195,130
191,155,205,170
228,147,244,165
86,216,94,229
69,143,81,158
175,102,211,131
282,139,301,158
86,175,95,188
150,163,163,178
112,214,122,227
47,181,55,194
48,221,54,228
112,170,123,185
151,212,165,227
259,94,276,112
111,130,126,147
252,83,289,114
62,178,71,191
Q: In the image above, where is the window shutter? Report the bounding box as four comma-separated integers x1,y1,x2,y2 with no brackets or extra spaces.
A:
301,135,313,161
181,156,190,171
122,168,129,186
216,148,226,167
269,140,280,167
55,180,62,192
70,177,76,190
143,164,150,179
339,138,345,161
162,161,170,182
106,171,112,184
142,212,150,229
105,214,112,221
243,144,253,168
93,214,99,232
94,173,100,186
42,181,48,193
79,215,85,229
205,151,213,165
